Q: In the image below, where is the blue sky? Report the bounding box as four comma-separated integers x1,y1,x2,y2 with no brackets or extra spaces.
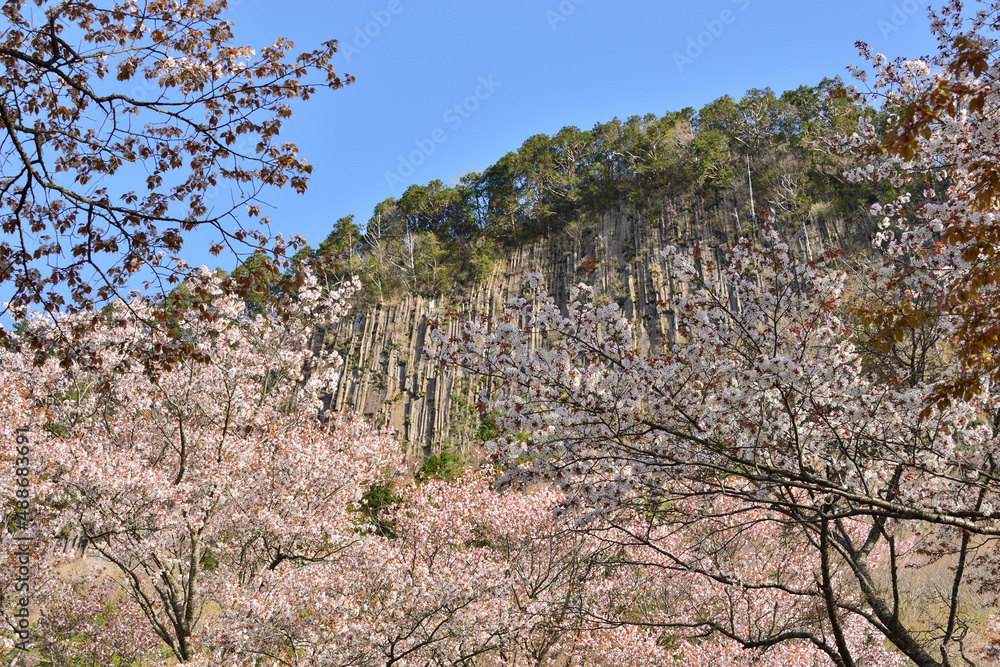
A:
186,0,939,269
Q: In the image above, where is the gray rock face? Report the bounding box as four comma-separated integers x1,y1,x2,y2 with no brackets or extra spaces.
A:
323,194,865,462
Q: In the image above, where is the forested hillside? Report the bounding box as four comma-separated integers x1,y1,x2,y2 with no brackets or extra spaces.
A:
304,78,886,303
299,79,900,460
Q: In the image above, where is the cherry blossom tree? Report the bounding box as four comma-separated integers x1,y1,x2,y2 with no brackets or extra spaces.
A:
0,269,408,664
429,17,1000,664
0,270,631,667
0,0,352,362
205,469,899,666
835,0,1000,405
31,565,160,667
428,223,1000,666
0,259,920,666
202,472,613,666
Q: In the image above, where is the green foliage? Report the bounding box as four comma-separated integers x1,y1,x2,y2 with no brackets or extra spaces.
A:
200,548,219,573
685,129,734,188
297,78,883,304
475,412,499,442
470,238,501,281
416,448,464,483
319,215,363,267
357,482,398,539
398,180,477,239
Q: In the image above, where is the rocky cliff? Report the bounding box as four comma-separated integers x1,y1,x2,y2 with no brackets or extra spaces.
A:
323,193,869,462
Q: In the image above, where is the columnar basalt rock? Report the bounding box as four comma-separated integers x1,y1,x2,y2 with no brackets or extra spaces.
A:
324,194,864,460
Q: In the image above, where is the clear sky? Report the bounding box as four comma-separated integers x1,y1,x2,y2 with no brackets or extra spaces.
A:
196,0,940,268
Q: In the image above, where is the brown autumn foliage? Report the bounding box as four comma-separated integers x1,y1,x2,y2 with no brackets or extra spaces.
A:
846,2,1000,408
